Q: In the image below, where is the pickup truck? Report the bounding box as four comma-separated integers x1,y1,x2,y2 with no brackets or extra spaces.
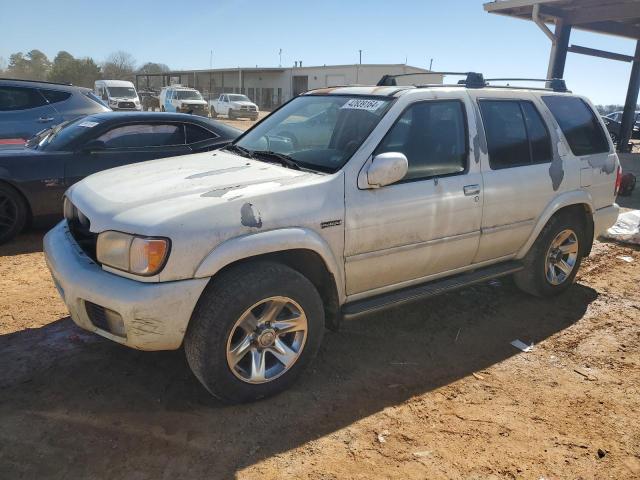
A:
210,94,259,120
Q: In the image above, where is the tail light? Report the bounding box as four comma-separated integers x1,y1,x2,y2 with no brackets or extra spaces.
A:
615,165,622,196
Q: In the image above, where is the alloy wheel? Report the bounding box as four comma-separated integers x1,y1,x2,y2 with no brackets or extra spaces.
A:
545,229,579,285
226,296,308,384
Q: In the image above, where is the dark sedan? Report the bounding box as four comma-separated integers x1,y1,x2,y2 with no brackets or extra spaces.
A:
0,112,241,243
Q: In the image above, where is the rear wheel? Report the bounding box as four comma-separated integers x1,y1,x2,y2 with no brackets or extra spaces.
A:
211,108,218,118
228,109,236,119
514,212,584,297
184,261,324,403
0,183,28,245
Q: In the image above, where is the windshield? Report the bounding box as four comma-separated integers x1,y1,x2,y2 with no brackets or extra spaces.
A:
176,90,203,100
236,95,393,172
107,87,137,98
33,117,99,151
229,94,250,102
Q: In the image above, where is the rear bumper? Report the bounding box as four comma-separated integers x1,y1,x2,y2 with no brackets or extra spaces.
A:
594,204,620,238
44,221,209,351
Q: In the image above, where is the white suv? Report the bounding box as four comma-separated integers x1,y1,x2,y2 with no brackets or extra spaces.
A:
45,74,620,403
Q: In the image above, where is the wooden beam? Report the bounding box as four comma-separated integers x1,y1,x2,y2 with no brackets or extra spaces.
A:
568,44,639,62
483,0,563,13
563,3,640,25
580,20,640,39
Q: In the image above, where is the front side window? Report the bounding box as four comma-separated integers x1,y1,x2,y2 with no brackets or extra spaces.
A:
479,100,552,169
0,86,47,111
542,96,609,156
236,95,393,173
376,100,467,181
96,124,185,148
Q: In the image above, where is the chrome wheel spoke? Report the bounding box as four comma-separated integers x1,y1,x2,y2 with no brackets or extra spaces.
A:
228,334,252,367
557,259,573,276
239,312,260,334
260,298,287,324
553,230,572,247
249,348,267,382
270,337,298,368
272,314,305,335
559,242,578,254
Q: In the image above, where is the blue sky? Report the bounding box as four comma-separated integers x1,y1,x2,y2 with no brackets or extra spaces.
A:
1,0,637,105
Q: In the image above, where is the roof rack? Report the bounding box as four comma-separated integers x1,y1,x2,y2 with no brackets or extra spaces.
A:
0,77,73,86
377,72,486,88
485,78,568,93
376,72,569,93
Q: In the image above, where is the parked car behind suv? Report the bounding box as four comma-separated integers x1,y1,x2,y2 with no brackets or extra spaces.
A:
210,93,259,120
0,78,110,143
45,78,620,403
0,112,240,244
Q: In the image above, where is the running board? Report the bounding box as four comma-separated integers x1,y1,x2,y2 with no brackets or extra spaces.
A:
341,261,524,320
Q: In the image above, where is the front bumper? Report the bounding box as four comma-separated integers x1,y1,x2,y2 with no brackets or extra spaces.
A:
231,109,259,118
44,221,209,351
594,204,620,238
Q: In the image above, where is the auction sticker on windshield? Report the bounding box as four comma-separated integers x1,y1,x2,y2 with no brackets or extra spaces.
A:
340,99,386,111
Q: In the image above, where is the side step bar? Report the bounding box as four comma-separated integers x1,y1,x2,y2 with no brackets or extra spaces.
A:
341,261,524,320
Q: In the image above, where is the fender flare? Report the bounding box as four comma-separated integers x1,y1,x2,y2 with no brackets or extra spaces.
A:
194,227,346,303
516,190,594,259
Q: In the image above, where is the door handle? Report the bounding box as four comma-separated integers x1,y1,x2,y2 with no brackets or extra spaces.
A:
37,117,55,123
463,184,481,196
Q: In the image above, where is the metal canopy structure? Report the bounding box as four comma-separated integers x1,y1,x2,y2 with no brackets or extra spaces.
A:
484,0,640,151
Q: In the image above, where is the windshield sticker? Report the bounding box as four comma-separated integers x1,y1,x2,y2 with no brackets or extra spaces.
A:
340,99,386,111
78,121,99,128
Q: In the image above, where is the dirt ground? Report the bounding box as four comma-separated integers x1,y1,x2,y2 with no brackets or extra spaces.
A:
1,124,640,479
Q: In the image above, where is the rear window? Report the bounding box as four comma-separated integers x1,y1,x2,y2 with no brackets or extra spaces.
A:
40,89,71,104
0,86,47,111
186,124,217,143
542,96,609,156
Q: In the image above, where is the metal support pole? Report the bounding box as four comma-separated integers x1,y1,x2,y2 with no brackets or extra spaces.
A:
619,40,640,153
547,20,572,79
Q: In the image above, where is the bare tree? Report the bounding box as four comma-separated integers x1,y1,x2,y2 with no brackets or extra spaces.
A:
102,51,136,81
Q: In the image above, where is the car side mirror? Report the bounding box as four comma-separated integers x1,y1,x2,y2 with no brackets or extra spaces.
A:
366,152,408,188
82,139,106,153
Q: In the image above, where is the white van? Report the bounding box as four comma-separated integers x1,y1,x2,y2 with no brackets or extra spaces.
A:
94,80,141,111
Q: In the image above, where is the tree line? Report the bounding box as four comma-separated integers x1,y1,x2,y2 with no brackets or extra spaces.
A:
0,49,170,89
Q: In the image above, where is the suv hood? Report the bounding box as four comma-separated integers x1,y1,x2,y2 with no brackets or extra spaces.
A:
233,101,256,107
67,150,318,233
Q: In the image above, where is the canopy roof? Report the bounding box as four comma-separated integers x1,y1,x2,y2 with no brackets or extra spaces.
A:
484,0,640,39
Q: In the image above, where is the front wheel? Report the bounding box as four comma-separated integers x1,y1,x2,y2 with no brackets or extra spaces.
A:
184,261,325,403
514,212,584,297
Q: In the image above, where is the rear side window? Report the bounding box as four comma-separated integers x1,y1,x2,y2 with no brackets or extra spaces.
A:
185,124,217,143
96,124,185,148
40,89,71,104
376,100,467,181
0,86,47,111
479,100,552,169
542,96,609,156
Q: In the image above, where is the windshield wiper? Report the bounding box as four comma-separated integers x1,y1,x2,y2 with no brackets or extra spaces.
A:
223,144,255,159
252,150,301,170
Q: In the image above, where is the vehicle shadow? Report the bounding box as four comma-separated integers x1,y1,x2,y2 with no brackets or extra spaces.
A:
0,229,48,256
0,280,598,479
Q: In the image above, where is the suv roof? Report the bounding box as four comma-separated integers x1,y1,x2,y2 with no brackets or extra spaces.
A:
0,77,74,87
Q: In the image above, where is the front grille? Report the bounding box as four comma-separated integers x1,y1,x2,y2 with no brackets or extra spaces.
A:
85,301,109,331
118,101,135,109
66,203,98,262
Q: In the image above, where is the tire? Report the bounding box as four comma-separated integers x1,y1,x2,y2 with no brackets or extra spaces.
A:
514,211,584,297
228,109,236,120
211,108,218,118
161,106,165,112
0,182,28,245
184,261,325,403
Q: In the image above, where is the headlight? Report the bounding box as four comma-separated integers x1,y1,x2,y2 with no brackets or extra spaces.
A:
96,231,170,276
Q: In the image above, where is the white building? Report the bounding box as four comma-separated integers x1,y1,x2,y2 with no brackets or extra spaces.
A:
136,64,443,109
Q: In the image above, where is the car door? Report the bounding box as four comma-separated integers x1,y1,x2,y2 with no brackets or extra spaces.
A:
64,122,191,186
470,94,559,263
344,94,483,296
0,85,60,140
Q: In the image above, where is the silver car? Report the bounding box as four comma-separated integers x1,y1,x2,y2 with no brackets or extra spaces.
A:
0,78,110,143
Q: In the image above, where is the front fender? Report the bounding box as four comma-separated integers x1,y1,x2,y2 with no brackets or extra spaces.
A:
516,190,594,259
194,227,346,303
